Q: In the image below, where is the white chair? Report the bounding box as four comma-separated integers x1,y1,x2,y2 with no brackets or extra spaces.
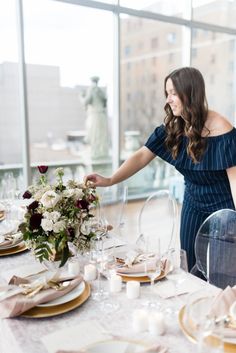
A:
136,189,178,256
193,208,236,289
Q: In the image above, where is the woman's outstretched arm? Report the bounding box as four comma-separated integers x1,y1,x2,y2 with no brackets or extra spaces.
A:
85,146,156,187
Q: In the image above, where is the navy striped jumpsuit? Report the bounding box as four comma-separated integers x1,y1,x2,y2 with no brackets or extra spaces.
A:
145,124,236,270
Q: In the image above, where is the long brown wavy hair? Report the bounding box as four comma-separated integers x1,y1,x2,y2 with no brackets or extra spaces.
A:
164,67,209,163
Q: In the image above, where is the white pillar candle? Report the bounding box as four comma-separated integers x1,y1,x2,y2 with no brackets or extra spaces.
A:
84,264,97,281
132,309,148,333
68,260,80,276
148,312,166,335
126,280,140,299
109,274,122,293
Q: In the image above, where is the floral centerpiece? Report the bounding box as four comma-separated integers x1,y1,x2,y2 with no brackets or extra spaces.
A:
20,166,99,267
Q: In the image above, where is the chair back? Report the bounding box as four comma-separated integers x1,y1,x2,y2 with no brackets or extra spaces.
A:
96,183,128,235
137,189,178,255
194,209,236,289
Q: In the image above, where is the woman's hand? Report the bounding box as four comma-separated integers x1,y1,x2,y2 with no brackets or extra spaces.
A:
84,173,112,187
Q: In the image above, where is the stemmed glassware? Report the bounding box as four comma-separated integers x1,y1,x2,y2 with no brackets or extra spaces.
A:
185,290,224,353
143,235,162,308
89,213,108,301
165,248,189,315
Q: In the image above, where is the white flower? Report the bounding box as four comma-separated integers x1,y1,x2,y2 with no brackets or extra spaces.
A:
41,218,53,232
80,220,92,235
34,185,51,201
63,188,84,200
73,188,84,199
53,220,66,233
41,191,60,208
43,211,61,222
63,189,75,198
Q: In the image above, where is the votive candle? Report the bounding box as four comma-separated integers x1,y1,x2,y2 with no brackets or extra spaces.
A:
126,280,140,299
84,264,97,281
109,274,122,293
132,309,148,333
148,312,166,335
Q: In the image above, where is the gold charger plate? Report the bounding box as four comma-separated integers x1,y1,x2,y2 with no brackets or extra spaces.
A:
21,281,90,318
120,269,167,283
179,305,236,353
0,242,28,256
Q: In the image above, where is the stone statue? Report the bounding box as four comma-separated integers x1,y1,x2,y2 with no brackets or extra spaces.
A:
81,76,110,160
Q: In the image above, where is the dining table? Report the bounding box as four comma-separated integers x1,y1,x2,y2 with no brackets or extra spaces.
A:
0,241,225,353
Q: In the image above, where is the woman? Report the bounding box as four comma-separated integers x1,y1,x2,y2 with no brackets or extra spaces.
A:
85,67,236,271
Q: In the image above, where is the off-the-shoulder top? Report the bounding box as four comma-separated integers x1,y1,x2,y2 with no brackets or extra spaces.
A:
145,124,236,171
145,124,236,212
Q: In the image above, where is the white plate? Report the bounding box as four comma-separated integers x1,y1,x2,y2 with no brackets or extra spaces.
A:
117,271,148,277
84,339,148,353
37,281,85,308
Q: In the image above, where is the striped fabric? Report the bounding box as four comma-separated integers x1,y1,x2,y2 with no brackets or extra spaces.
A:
145,124,236,270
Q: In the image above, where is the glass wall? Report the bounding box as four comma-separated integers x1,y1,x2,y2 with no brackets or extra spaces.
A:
191,29,236,122
120,17,183,195
0,0,23,198
193,0,236,29
120,0,188,18
0,0,236,199
22,0,114,182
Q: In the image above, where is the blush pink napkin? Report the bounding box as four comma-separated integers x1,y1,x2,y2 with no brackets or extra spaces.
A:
209,285,236,338
116,258,171,276
0,239,12,248
0,232,23,249
0,274,83,318
210,285,236,317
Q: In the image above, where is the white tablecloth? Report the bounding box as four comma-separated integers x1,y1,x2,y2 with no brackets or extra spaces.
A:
0,248,217,353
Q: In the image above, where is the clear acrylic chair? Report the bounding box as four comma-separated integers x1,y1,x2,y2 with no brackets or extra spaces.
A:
136,189,178,256
193,208,236,289
96,183,128,236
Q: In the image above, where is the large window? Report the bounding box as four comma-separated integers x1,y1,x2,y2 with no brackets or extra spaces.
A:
191,29,236,122
193,0,236,29
23,0,114,181
120,17,184,195
0,0,236,199
120,0,189,18
0,1,23,197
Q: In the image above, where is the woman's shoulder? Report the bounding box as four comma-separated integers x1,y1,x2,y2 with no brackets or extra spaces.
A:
203,110,233,137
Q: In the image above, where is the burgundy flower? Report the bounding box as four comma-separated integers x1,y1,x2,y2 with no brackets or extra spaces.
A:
76,199,89,210
28,200,39,211
23,190,32,199
29,213,43,230
38,165,48,174
67,227,75,239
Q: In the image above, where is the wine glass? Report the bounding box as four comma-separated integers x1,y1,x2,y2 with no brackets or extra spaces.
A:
165,248,189,315
186,290,224,353
143,235,162,308
99,246,120,313
89,236,108,301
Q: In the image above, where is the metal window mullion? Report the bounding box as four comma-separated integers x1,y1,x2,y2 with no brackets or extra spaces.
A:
112,4,120,172
54,0,236,36
15,0,31,188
